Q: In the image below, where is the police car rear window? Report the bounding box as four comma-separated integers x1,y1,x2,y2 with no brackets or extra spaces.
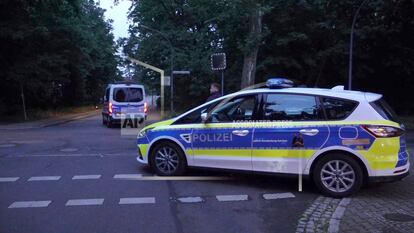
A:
321,97,357,120
263,94,324,121
113,88,143,102
370,98,399,122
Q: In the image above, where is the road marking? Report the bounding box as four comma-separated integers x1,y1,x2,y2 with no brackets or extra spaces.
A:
0,144,16,148
12,153,132,157
177,196,204,203
72,175,101,180
9,201,51,208
66,198,104,206
60,148,79,152
113,174,143,179
263,192,295,200
216,195,249,202
0,177,19,182
119,197,156,205
118,176,231,181
28,176,61,181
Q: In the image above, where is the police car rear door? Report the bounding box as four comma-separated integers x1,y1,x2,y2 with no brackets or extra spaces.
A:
252,93,329,174
191,94,259,171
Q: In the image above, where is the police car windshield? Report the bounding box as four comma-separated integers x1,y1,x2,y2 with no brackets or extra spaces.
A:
113,87,143,103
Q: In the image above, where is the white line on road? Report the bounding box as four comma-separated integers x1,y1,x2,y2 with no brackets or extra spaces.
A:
0,177,19,182
117,176,231,181
216,195,249,202
66,198,104,206
9,201,51,208
119,197,156,205
177,196,204,203
28,176,61,181
113,174,143,179
13,153,132,157
263,192,295,200
72,175,101,180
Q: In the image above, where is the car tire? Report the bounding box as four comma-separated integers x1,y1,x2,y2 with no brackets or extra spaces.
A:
150,141,187,176
102,115,106,125
106,117,113,128
313,153,363,198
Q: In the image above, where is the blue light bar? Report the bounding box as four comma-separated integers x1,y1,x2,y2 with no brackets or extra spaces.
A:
266,78,294,89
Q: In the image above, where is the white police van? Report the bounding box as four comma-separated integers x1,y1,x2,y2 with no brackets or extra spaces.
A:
102,83,148,127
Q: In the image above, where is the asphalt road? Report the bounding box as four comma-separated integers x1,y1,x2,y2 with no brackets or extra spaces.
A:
0,113,412,233
0,113,319,233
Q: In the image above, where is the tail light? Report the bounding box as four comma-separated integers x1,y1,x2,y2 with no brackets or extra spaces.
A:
108,102,113,114
362,125,404,138
144,102,148,113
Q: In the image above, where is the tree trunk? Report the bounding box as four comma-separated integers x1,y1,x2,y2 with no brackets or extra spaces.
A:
241,7,262,89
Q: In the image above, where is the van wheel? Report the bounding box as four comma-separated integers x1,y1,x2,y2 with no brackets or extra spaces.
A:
313,153,363,198
150,141,186,176
106,117,113,128
102,116,106,125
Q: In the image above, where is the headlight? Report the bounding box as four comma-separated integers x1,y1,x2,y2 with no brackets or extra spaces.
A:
138,128,153,138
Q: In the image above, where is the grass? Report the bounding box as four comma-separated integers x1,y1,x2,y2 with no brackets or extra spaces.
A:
0,105,98,123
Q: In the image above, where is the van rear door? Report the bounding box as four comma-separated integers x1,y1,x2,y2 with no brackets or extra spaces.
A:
112,86,145,115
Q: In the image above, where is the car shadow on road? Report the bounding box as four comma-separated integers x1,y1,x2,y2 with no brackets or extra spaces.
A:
138,165,319,195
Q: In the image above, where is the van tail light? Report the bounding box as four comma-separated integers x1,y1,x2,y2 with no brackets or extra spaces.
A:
362,125,404,138
144,102,148,113
108,102,113,114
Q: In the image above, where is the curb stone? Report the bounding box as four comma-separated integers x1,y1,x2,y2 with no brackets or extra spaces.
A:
296,196,352,233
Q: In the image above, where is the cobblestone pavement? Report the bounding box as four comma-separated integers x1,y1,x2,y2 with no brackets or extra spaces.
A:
339,152,414,233
297,145,414,233
296,196,341,232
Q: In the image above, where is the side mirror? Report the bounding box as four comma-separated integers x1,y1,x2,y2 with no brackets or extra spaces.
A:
201,112,208,123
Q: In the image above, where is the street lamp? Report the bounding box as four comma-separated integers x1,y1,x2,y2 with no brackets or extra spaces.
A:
348,0,369,90
139,24,175,114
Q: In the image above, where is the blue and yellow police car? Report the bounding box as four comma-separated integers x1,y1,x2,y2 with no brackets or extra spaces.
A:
137,79,409,197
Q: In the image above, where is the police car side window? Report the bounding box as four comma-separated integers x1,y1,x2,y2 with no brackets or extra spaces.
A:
173,102,218,124
263,94,323,121
210,95,256,123
321,97,357,120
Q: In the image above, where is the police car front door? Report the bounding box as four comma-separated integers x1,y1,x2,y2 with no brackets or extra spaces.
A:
191,95,257,171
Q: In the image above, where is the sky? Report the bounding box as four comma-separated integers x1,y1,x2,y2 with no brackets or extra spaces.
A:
98,0,132,40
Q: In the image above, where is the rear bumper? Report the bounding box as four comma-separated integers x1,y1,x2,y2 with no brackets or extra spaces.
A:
111,113,146,120
369,171,409,183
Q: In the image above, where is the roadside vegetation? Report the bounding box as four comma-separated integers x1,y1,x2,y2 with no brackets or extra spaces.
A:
1,0,413,121
0,0,120,120
123,0,414,114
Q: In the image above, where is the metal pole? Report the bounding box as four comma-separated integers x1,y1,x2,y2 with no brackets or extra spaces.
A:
20,81,27,120
221,71,224,96
140,25,174,114
170,51,174,116
348,0,369,90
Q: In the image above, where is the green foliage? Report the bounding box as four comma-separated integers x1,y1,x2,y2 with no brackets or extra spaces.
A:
0,0,120,115
130,0,411,114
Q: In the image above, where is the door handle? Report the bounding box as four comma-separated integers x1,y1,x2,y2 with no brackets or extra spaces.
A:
299,129,319,136
232,130,249,136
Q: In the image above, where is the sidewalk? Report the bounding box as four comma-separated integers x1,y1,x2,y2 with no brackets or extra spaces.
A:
0,110,99,130
338,153,414,232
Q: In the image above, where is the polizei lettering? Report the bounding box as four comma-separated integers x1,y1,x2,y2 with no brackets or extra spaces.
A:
192,133,233,142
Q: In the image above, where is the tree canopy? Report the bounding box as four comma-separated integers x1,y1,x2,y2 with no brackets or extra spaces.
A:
124,0,414,114
0,0,120,116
